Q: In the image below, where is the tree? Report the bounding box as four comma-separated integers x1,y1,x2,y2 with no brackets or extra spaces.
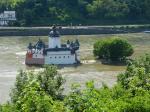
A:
16,81,66,112
9,66,66,112
87,0,129,19
10,65,65,103
93,37,134,61
2,54,150,112
0,103,17,112
10,70,29,103
118,54,150,90
37,66,65,100
93,38,111,59
109,38,134,61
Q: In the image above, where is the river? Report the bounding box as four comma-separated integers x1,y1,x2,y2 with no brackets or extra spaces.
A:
1,33,149,104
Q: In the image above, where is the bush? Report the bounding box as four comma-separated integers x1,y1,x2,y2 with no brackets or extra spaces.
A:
93,37,134,61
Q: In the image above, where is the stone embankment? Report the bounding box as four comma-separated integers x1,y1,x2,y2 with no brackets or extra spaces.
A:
0,25,149,36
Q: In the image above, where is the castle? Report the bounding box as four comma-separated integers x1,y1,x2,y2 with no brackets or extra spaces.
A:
25,26,80,65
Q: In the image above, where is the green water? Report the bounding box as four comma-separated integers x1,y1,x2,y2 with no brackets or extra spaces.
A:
0,33,150,103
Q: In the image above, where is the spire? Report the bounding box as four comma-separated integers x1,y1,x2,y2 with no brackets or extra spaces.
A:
67,40,70,44
49,25,60,37
52,25,56,31
75,39,80,46
28,43,33,49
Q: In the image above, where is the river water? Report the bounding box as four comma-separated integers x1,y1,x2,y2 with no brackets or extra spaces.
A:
1,33,149,104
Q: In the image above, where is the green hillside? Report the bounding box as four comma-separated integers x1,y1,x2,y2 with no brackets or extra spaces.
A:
0,0,150,26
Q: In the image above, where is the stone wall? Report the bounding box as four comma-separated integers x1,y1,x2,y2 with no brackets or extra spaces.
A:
0,26,149,36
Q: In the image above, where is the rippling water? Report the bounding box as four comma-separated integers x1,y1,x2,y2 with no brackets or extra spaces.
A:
1,33,150,103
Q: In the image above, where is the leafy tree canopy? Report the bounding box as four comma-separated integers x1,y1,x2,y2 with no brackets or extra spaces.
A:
93,37,134,61
0,0,150,26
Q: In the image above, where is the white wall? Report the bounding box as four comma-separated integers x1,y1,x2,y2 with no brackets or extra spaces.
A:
45,51,76,64
76,50,80,61
49,37,61,48
4,11,16,20
0,21,8,26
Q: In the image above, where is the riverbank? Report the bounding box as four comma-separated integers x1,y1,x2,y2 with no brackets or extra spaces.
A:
0,25,150,36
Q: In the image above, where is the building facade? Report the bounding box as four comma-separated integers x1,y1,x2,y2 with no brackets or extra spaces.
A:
25,26,80,65
0,11,16,26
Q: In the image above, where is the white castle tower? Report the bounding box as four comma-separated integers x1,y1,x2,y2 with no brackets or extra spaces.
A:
49,26,61,48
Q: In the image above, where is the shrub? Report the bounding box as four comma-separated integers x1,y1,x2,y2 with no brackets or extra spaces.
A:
93,39,111,59
2,55,150,112
109,38,134,61
93,37,134,61
16,81,66,112
37,66,65,100
118,54,150,90
10,65,65,104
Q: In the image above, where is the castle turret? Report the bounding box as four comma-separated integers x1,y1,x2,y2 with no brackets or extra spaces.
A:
49,26,61,48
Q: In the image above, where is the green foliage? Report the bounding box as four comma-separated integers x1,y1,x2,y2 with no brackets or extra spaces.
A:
2,55,150,112
93,38,111,59
65,81,150,112
7,66,66,112
109,38,134,61
10,70,29,103
0,103,18,112
16,81,66,112
87,0,129,19
10,66,65,103
0,0,150,26
118,54,150,90
37,66,65,100
93,37,134,61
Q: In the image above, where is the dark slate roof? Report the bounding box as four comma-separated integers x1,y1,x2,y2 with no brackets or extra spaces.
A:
35,39,45,50
49,30,60,37
44,48,71,52
43,47,72,55
28,43,33,49
61,44,67,48
43,48,71,54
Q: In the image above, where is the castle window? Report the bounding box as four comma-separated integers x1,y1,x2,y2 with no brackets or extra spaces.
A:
59,56,61,58
64,56,65,58
68,56,70,58
55,56,57,59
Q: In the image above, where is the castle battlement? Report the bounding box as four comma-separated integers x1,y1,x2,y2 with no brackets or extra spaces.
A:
25,26,80,65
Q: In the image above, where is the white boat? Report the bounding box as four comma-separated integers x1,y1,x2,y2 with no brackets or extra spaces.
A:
144,31,150,33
